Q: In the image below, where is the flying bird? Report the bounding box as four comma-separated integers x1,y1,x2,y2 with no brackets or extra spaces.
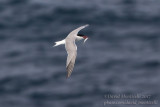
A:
54,24,89,78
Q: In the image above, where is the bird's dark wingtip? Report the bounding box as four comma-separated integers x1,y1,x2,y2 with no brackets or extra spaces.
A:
66,73,71,79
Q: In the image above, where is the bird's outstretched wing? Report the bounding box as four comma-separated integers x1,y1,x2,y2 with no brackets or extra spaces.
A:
65,40,77,78
66,24,89,39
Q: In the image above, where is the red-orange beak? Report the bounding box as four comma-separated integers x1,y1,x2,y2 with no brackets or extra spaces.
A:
83,36,88,43
83,36,88,39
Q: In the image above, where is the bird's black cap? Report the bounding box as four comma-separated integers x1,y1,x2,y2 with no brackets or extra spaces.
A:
78,34,85,36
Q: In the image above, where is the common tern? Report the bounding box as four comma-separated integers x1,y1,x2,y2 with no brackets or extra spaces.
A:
54,24,89,78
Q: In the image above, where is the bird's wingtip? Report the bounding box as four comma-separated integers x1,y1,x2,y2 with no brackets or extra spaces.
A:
85,24,89,27
66,75,70,79
66,72,71,79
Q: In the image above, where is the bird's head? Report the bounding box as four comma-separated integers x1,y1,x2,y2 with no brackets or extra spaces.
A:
77,34,88,43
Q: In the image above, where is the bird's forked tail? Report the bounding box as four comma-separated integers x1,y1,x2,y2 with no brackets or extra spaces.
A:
53,39,65,47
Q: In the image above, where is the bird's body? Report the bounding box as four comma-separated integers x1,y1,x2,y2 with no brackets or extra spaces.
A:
54,24,89,78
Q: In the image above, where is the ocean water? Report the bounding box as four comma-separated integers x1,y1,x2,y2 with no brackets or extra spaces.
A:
0,0,160,107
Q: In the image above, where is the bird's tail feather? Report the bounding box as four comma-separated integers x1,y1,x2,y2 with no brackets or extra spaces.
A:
53,39,65,47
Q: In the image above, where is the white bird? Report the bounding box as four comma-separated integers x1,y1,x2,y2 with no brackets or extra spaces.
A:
54,24,89,78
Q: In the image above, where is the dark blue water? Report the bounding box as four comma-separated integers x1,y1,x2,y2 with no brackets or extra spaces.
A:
0,0,160,107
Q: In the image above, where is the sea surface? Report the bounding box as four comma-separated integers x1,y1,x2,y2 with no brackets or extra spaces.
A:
0,0,160,107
